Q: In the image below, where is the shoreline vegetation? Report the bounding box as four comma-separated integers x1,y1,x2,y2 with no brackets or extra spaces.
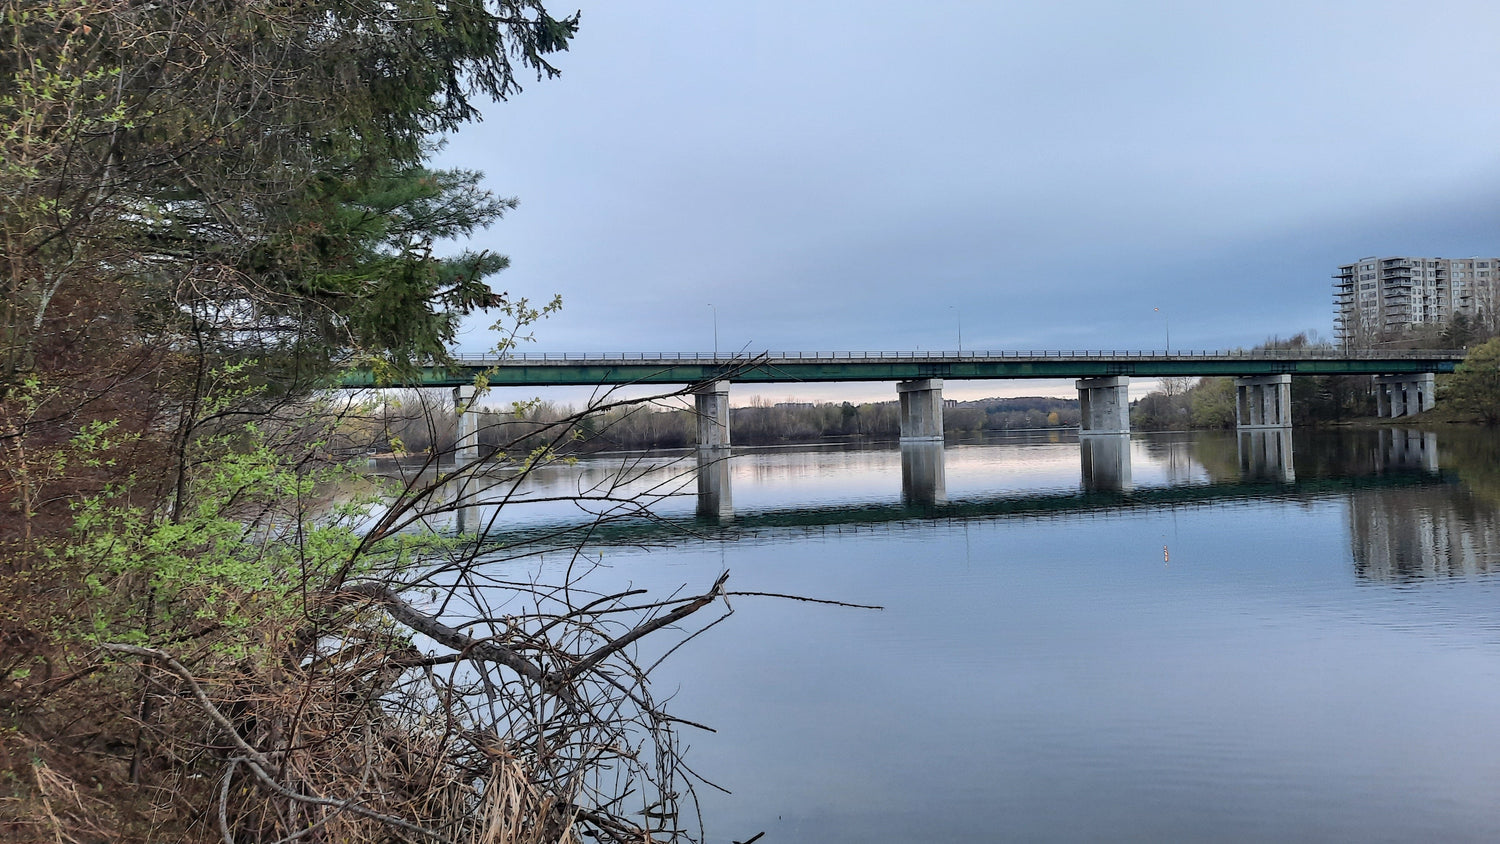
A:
4,5,763,843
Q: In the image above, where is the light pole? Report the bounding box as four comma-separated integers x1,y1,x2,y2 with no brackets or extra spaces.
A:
950,305,963,354
707,303,718,358
1154,307,1170,353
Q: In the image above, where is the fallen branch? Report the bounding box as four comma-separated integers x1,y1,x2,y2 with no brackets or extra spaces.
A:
724,591,884,610
557,572,730,683
335,581,546,684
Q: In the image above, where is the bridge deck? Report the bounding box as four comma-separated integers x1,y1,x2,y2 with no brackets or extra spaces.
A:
343,349,1466,388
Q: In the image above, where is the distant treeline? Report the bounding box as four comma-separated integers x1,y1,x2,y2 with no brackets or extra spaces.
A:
365,392,1083,457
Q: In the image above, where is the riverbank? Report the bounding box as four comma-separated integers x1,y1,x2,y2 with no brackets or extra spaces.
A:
1324,404,1487,429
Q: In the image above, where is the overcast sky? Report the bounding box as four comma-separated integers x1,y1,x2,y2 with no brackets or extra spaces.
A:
437,0,1500,403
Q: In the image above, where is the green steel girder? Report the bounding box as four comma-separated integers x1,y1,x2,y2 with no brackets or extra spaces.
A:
341,355,1461,388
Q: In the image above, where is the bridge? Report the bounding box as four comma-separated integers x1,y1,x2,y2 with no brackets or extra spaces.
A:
342,348,1464,452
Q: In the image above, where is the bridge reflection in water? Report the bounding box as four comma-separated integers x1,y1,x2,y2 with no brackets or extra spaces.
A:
900,442,946,506
425,429,1500,582
1239,428,1295,483
1081,434,1133,492
695,430,1300,523
695,451,734,522
640,429,1451,537
1381,427,1438,472
1345,428,1500,580
684,432,1491,582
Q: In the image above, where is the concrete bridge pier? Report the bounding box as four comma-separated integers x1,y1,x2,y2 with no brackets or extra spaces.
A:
900,441,947,506
1077,377,1130,434
1080,433,1132,492
452,385,480,465
898,379,945,442
1238,428,1295,483
1234,374,1292,428
694,381,731,450
695,450,734,523
1375,373,1436,418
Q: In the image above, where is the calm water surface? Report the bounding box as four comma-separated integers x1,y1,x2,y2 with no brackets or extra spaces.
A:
437,429,1500,842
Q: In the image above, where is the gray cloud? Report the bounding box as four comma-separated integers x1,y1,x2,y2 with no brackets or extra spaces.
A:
441,0,1500,360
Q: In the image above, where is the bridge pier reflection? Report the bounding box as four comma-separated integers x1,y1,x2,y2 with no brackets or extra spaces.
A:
901,441,947,505
1238,428,1295,483
1380,428,1439,472
455,500,481,534
1080,433,1132,492
695,449,734,523
447,471,483,534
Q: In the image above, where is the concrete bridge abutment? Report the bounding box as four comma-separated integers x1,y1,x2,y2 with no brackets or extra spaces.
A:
1077,377,1130,434
1234,374,1292,428
1375,373,1436,418
898,379,945,442
693,381,732,450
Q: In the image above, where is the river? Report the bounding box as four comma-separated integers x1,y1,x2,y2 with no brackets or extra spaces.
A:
396,427,1500,842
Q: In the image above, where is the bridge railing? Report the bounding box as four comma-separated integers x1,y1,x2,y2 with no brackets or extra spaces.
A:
448,348,1467,364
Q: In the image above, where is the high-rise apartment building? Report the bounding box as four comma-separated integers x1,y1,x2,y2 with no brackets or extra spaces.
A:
1334,256,1500,346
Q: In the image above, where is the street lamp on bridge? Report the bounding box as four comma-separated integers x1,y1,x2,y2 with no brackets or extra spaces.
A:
708,303,718,358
